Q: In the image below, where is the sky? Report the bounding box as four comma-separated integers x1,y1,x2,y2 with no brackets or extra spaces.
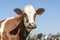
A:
0,0,60,35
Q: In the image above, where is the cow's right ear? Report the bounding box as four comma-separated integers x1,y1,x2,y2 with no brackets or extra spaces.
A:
14,8,23,15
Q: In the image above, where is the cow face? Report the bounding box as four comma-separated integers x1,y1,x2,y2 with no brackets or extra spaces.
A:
14,5,45,30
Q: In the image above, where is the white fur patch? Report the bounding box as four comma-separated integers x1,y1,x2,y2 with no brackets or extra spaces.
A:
24,5,36,23
0,17,15,40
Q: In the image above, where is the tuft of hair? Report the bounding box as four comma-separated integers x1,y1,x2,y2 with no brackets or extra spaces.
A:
24,5,36,14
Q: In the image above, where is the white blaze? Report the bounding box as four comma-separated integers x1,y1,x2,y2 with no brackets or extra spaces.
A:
24,5,36,23
0,17,15,40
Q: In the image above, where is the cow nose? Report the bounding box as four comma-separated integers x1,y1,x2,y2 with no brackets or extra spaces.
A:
28,23,36,29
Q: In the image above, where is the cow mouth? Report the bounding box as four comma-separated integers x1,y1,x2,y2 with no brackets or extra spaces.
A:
25,26,37,32
28,24,37,29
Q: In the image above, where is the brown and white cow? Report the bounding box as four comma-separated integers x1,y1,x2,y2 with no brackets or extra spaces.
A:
0,5,45,40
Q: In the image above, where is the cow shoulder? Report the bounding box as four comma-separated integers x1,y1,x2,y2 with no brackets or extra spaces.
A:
4,16,22,32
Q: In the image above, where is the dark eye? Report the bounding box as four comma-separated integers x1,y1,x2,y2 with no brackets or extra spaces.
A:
24,15,27,17
24,13,27,17
24,13,28,22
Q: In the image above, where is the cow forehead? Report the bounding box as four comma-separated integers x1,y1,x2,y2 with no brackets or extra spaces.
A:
24,5,36,15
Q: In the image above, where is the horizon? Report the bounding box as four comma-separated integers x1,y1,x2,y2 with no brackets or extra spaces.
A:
0,0,60,35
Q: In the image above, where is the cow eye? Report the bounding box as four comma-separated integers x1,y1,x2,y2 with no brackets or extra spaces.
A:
23,13,28,22
24,13,27,17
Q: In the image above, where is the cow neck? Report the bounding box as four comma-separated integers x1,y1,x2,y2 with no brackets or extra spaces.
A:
18,15,30,40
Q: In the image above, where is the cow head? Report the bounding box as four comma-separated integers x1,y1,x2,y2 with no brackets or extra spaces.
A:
14,5,45,30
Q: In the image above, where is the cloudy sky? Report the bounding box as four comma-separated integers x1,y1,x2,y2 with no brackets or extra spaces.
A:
0,0,60,35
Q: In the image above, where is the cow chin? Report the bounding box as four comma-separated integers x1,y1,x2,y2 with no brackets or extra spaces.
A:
28,24,37,29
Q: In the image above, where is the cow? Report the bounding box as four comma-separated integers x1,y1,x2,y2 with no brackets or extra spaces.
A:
0,5,45,40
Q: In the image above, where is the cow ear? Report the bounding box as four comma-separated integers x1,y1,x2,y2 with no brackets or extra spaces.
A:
14,8,23,15
36,8,45,15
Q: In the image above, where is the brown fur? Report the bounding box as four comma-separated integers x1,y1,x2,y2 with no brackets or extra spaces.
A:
0,16,29,40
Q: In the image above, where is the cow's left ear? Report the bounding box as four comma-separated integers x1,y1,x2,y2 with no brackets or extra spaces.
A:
14,8,23,15
36,8,45,15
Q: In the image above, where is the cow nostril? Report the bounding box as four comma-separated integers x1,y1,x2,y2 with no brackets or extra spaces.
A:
28,23,37,29
28,23,36,27
29,23,32,26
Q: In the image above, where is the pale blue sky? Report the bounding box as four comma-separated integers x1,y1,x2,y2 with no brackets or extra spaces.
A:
0,0,60,35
